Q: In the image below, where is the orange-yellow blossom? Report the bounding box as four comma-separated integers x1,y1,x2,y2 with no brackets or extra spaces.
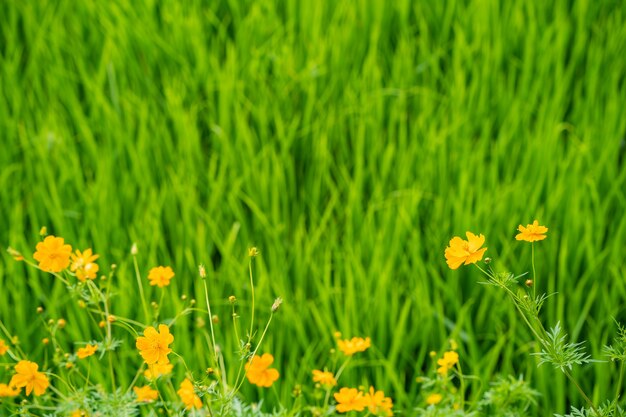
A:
334,387,367,413
70,249,100,281
134,385,158,402
77,344,98,359
245,353,279,387
33,235,72,272
312,370,337,387
337,337,371,356
426,393,443,405
516,220,548,242
144,362,173,380
177,378,202,409
365,386,394,415
10,360,49,396
136,324,174,365
0,383,20,397
148,266,175,288
437,351,459,376
444,232,487,269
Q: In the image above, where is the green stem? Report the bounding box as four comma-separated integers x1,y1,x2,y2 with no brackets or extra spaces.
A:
530,242,537,300
563,368,600,416
616,360,624,404
456,360,466,410
132,254,150,323
248,259,255,342
232,312,274,395
203,279,219,369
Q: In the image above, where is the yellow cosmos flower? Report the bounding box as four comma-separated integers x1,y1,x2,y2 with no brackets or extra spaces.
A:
365,386,394,416
0,383,20,397
10,360,50,396
134,385,159,402
437,351,459,376
312,370,337,387
337,337,371,356
33,235,72,272
334,387,367,413
0,339,8,355
245,353,280,387
444,232,488,269
515,220,548,242
426,393,442,405
77,344,98,359
148,266,175,288
144,362,173,380
177,378,202,409
136,324,174,365
70,249,100,281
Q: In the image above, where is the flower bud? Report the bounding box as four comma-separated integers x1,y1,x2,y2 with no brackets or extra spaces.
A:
198,264,207,279
131,243,138,256
271,297,283,312
39,226,47,236
228,295,237,304
525,279,533,287
248,247,259,257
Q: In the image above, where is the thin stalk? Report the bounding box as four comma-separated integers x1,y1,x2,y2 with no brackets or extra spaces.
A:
248,259,255,342
203,279,219,368
232,312,274,395
530,242,537,300
456,360,466,411
615,361,624,404
132,254,150,322
562,368,600,416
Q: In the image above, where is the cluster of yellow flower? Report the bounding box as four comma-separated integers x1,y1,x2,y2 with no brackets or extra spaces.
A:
306,334,394,415
4,233,399,414
333,387,393,415
444,220,548,268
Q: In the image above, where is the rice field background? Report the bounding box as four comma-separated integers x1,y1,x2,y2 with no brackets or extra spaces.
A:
1,0,626,415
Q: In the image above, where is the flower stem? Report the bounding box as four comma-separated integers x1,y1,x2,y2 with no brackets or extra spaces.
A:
248,259,255,342
203,279,219,369
531,242,537,300
132,254,150,322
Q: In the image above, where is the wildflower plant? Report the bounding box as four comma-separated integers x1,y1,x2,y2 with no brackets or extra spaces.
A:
445,221,625,417
1,232,283,416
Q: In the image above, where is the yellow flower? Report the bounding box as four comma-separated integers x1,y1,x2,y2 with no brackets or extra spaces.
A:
177,378,202,409
312,370,337,387
444,232,487,269
516,220,548,242
70,410,88,417
136,324,174,365
365,386,393,416
0,339,8,355
426,393,442,405
144,362,173,380
70,249,100,281
10,360,49,396
0,383,20,397
33,235,72,272
77,344,98,359
245,353,280,387
337,337,371,356
148,266,175,288
334,387,367,413
437,351,459,376
134,385,158,402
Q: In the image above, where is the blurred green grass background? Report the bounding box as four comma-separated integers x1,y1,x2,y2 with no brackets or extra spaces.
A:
1,0,626,414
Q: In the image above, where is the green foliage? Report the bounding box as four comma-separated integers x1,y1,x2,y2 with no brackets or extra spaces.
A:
534,322,594,372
